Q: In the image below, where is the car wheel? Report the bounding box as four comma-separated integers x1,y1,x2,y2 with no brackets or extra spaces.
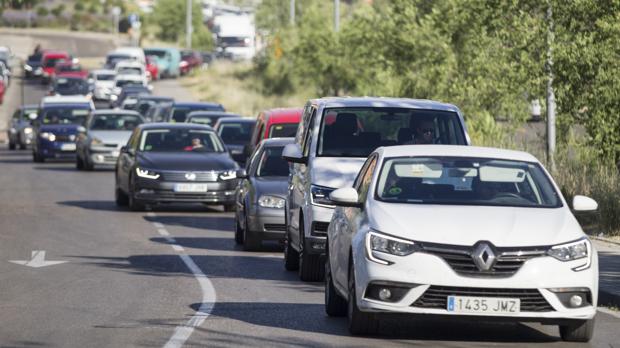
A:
243,214,261,251
560,318,595,342
76,155,84,170
325,254,347,317
128,177,145,211
348,264,378,335
84,157,94,171
19,142,26,150
234,214,244,245
284,231,299,271
33,151,44,163
298,221,325,282
115,187,129,207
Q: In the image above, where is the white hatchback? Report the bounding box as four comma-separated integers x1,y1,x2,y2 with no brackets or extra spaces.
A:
325,145,598,342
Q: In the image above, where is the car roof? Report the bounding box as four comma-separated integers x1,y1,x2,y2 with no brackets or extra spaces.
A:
92,69,116,74
93,109,141,116
42,51,69,58
308,97,461,113
188,111,238,117
263,107,303,118
138,122,215,131
258,137,295,147
377,145,539,163
137,95,174,101
41,95,92,104
174,101,223,107
41,103,92,109
115,74,144,81
216,117,254,123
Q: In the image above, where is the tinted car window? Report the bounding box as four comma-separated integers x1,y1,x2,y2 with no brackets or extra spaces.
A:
256,146,289,177
89,114,143,131
376,156,562,208
44,57,64,68
139,129,225,152
41,107,89,125
318,108,466,157
218,122,253,145
96,73,115,81
269,123,298,138
54,78,89,95
187,115,219,125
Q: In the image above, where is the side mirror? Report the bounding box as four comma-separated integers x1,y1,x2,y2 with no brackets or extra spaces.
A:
28,113,38,121
236,169,248,179
572,195,598,212
121,146,135,156
77,126,86,134
330,188,362,208
282,143,307,164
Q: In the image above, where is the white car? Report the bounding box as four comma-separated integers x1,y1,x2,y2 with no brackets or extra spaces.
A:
110,74,149,104
325,145,598,342
89,69,116,101
114,60,148,81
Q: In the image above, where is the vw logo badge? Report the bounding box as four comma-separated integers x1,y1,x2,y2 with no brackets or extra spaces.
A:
185,172,197,181
472,242,497,272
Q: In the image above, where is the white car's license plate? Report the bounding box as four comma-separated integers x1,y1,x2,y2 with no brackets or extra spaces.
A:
174,183,208,193
447,296,520,314
60,143,76,151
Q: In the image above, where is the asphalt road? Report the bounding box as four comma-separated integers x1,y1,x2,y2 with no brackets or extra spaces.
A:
1,32,620,348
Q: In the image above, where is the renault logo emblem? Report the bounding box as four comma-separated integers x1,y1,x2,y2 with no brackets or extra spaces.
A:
185,173,197,181
472,242,496,272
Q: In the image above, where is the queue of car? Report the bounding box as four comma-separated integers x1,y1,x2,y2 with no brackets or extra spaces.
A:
5,43,600,342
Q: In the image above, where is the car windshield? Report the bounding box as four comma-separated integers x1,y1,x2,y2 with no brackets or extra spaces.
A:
117,67,142,75
375,156,562,208
89,114,142,131
58,64,82,72
44,57,64,68
139,129,225,152
318,108,466,157
256,146,289,177
96,73,115,81
269,123,298,138
172,106,223,123
55,78,89,94
106,55,131,66
144,49,166,58
116,80,142,88
218,122,253,145
41,107,89,125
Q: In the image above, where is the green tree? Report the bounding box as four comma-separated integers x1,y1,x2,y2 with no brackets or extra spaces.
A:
151,0,204,45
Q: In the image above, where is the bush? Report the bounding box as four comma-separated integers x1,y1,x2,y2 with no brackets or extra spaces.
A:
50,4,65,18
36,6,48,17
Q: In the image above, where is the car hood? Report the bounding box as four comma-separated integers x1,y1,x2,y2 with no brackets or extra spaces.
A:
137,151,237,171
369,202,583,247
311,157,366,189
95,81,115,89
39,124,80,134
253,177,288,197
89,130,132,145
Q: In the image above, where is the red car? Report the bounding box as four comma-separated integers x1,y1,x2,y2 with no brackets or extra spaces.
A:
41,51,71,83
54,60,88,80
179,50,203,75
246,107,303,155
146,56,159,80
0,79,5,104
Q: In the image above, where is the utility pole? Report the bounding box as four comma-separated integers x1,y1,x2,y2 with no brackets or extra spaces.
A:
290,0,295,25
186,0,193,49
546,1,556,171
334,0,340,32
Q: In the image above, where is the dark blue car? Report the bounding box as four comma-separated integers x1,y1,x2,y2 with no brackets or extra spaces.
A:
166,101,225,123
32,102,92,162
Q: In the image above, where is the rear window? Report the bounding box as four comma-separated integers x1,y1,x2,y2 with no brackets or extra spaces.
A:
41,107,89,125
90,114,143,130
269,123,298,138
139,129,225,152
218,122,253,145
256,146,289,177
318,108,466,157
96,73,115,81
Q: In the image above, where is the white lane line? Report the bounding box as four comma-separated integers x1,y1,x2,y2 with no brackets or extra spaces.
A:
147,213,216,348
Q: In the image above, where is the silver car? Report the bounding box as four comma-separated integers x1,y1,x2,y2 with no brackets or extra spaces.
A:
234,138,294,251
76,110,144,170
7,104,38,150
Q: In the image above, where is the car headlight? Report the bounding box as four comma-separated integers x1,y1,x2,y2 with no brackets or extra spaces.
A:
91,137,103,146
258,195,285,209
24,64,32,72
366,231,417,265
219,170,237,180
40,132,56,141
310,185,336,207
9,128,17,134
136,167,160,179
23,127,33,134
547,237,592,271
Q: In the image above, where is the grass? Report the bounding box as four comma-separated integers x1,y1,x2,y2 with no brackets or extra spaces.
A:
180,61,313,117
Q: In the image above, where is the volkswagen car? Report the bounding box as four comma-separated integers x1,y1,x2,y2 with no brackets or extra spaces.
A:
7,104,38,150
234,138,293,250
76,110,144,170
115,123,239,211
325,145,598,342
214,117,255,166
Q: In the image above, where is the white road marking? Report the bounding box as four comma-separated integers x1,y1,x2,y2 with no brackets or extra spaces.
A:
9,250,68,268
147,213,216,348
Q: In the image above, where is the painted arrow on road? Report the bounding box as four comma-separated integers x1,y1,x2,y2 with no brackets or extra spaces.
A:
9,250,68,268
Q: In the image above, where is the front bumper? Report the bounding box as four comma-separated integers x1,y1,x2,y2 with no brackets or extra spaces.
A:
351,239,599,322
134,178,238,204
303,204,333,254
89,146,120,165
247,207,286,240
38,141,77,158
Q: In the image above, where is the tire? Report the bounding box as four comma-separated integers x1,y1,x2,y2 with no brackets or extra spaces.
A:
284,231,299,271
325,254,347,317
33,151,44,163
19,142,26,150
559,318,595,342
76,155,84,170
128,177,145,211
243,214,261,251
298,221,325,282
84,157,94,171
234,215,244,245
9,141,16,150
115,187,129,207
348,265,379,335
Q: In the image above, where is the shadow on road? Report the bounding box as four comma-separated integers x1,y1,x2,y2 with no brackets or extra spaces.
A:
144,214,234,231
188,302,558,344
150,237,282,252
58,200,125,212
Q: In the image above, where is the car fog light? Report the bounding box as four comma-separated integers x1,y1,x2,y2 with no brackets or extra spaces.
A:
139,189,155,194
569,295,583,308
378,288,392,301
311,241,325,250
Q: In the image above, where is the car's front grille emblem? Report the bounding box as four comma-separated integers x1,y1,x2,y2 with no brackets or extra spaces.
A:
185,173,196,181
472,242,496,271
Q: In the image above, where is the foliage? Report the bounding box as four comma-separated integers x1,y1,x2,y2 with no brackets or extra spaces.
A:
151,0,208,48
35,5,46,16
50,4,64,18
